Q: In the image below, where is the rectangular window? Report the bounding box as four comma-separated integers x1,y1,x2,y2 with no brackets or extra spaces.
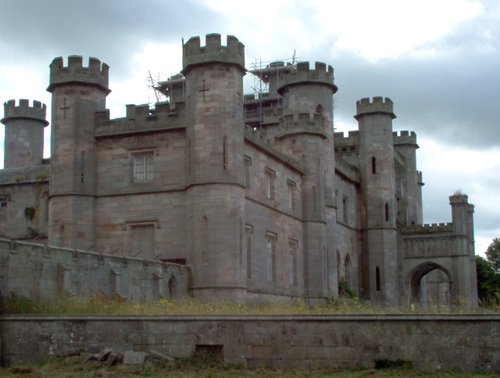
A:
288,239,298,286
342,196,349,224
287,180,296,211
244,155,252,188
265,168,275,200
266,232,277,282
133,152,154,182
245,225,253,279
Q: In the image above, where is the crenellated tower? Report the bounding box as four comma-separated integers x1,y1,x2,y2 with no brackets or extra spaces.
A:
47,56,110,249
449,193,478,308
276,61,338,301
355,97,399,306
182,34,247,301
393,131,423,226
1,99,48,169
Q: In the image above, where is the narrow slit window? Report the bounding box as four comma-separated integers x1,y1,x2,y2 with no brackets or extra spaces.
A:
223,136,228,170
371,156,376,174
385,202,390,222
376,266,381,291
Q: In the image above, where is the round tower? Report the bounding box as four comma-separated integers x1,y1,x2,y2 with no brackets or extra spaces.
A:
276,62,338,301
355,97,398,306
1,99,48,169
47,56,110,249
182,34,247,301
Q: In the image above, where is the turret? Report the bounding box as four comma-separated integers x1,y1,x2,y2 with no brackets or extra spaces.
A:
275,62,338,301
393,131,422,225
1,99,48,169
183,34,247,301
47,56,110,249
449,193,478,308
355,97,399,306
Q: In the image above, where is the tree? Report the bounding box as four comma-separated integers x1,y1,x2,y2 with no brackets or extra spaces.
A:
476,238,500,306
486,237,500,272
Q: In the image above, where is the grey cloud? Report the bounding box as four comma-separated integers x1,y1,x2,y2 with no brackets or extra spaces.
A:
0,0,222,76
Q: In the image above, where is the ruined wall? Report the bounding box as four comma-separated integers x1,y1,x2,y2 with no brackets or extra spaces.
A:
0,315,498,372
0,239,190,302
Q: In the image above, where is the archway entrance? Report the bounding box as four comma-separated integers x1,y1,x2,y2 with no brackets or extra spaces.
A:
410,262,452,309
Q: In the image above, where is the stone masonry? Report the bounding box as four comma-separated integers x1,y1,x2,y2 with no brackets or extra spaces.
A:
0,33,478,308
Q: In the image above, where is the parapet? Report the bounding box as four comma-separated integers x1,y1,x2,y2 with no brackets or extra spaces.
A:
449,193,469,205
401,222,453,234
1,99,48,126
95,101,186,137
182,33,245,74
47,56,110,93
354,97,396,120
278,61,337,94
276,112,328,140
393,130,418,146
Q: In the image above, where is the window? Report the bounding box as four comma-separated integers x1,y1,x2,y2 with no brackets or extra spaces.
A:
265,168,275,200
342,196,349,224
376,266,381,292
385,202,390,222
244,155,252,188
266,232,277,282
288,239,298,286
245,225,253,279
0,197,7,208
371,156,376,174
133,152,154,182
287,180,296,211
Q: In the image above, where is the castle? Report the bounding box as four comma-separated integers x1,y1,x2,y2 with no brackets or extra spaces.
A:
0,34,477,308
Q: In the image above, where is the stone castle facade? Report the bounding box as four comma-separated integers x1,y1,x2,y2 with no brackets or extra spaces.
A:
0,34,477,308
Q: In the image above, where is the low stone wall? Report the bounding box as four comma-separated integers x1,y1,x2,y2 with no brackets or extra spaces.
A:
0,315,498,372
0,239,190,302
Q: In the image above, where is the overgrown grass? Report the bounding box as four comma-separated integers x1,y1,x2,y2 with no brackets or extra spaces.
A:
0,355,498,378
1,292,499,316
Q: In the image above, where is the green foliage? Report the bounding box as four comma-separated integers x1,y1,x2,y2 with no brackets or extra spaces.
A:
24,206,35,220
476,255,500,307
338,279,357,298
0,292,42,314
485,237,500,272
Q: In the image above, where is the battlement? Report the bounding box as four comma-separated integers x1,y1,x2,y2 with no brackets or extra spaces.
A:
182,33,245,74
449,193,469,205
278,61,337,94
276,112,328,139
95,101,186,137
1,99,48,126
354,97,396,120
47,56,110,93
334,131,360,147
401,222,453,234
393,130,418,146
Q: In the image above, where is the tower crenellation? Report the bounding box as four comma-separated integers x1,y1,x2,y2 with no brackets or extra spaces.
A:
278,61,336,94
47,55,109,93
393,130,418,146
182,33,245,74
355,97,396,120
2,99,48,126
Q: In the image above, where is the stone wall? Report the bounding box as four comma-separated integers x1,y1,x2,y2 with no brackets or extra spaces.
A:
0,315,498,372
0,238,190,302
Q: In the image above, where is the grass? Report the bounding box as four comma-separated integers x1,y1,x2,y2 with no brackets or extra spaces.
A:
0,355,497,378
1,292,499,316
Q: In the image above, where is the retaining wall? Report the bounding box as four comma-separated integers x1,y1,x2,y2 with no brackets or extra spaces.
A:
0,315,498,372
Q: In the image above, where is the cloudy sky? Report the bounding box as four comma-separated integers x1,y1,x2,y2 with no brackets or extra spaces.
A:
0,0,498,255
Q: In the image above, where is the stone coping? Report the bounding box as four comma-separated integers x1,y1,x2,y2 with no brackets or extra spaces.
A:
2,314,499,321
